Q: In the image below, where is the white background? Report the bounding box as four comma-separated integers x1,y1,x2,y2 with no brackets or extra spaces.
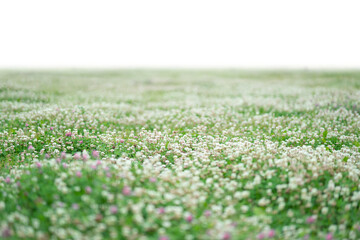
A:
0,0,359,69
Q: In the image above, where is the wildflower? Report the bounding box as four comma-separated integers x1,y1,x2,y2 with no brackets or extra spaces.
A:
223,232,231,240
110,205,118,214
158,207,165,214
204,210,211,217
3,72,360,239
321,207,329,215
241,205,249,213
82,154,89,161
185,214,193,223
122,186,132,196
95,213,103,222
257,232,265,240
325,233,333,240
5,177,11,184
85,186,92,194
306,216,316,224
72,203,79,210
92,150,99,158
268,229,275,238
2,227,11,238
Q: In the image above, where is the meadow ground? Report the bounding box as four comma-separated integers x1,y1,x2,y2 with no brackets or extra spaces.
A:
0,70,360,240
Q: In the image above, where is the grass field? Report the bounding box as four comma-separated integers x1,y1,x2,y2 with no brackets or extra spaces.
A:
0,70,360,239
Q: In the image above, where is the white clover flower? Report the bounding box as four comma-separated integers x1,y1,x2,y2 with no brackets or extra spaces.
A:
0,201,5,210
241,205,249,213
321,207,329,215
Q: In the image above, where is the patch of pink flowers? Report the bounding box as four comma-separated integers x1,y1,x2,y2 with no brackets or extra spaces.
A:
1,227,11,238
267,229,275,238
110,205,118,214
204,210,211,217
72,203,79,210
306,216,316,224
5,177,11,184
73,153,81,160
158,207,165,214
82,152,89,161
222,232,231,240
257,230,276,239
92,150,99,158
85,186,92,194
257,232,265,240
122,186,132,196
325,233,333,240
185,214,193,223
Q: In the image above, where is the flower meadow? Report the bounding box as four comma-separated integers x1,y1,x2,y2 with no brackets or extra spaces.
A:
0,70,360,240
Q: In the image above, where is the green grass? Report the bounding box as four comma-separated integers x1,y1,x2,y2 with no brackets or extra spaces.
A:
0,70,360,239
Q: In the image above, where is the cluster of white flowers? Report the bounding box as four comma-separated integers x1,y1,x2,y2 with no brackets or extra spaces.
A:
0,71,360,239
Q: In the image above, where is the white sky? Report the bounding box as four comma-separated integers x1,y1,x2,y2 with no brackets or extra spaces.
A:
0,0,359,69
